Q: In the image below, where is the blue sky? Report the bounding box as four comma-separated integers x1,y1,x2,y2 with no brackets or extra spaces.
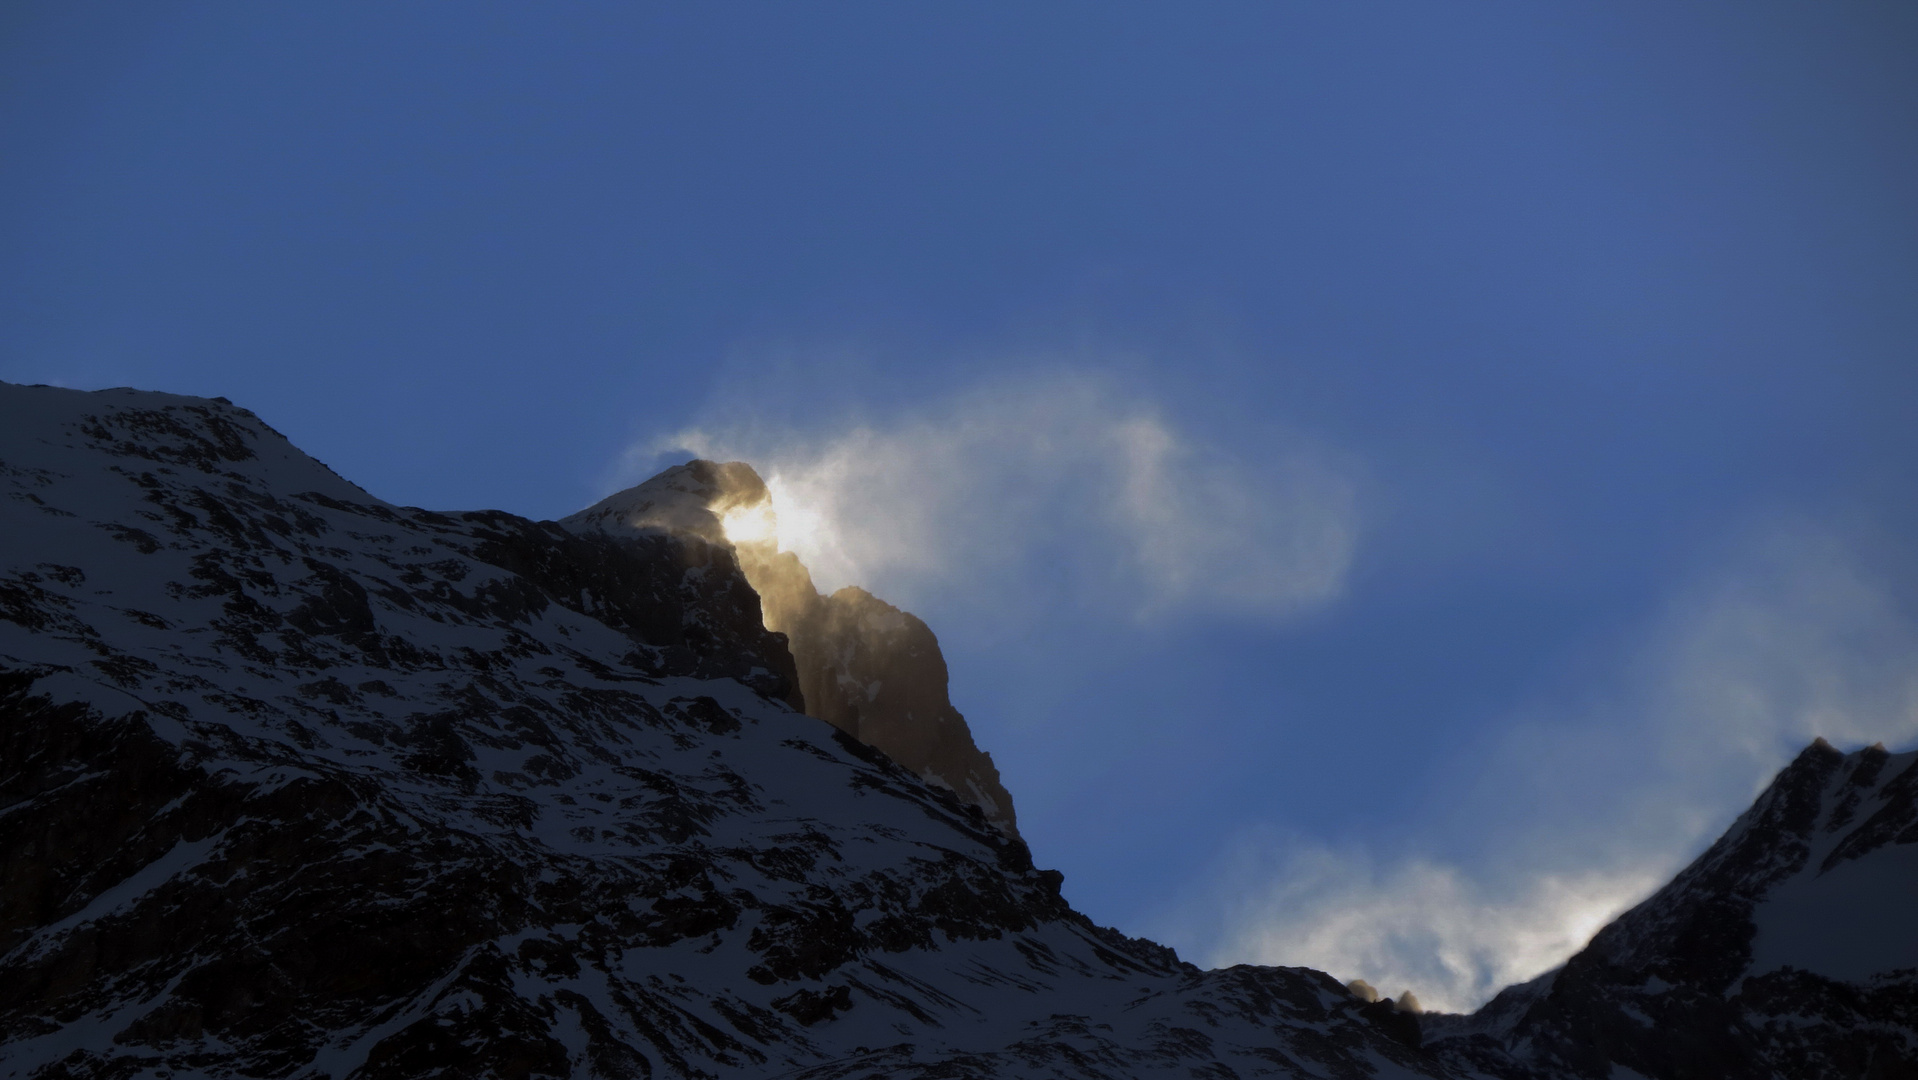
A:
6,2,1916,1010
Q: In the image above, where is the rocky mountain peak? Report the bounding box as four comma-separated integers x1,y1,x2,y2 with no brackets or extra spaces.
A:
563,460,1019,834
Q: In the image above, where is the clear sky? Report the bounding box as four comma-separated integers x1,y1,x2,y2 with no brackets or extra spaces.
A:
6,2,1916,1011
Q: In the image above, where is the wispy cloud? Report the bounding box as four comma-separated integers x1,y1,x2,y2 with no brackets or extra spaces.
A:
619,370,1361,622
1158,517,1918,1014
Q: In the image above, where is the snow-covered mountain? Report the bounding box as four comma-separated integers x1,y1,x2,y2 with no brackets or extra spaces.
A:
1,382,1912,1079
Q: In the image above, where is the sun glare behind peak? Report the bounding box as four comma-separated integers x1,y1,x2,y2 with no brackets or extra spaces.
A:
764,476,829,557
720,500,778,547
712,471,853,592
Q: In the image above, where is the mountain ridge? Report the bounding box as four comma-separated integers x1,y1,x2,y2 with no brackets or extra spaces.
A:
0,382,1431,1078
2,380,1914,1079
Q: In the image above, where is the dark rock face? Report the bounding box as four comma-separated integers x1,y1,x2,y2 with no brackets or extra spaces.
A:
1427,740,1918,1080
0,385,1435,1079
563,461,1019,834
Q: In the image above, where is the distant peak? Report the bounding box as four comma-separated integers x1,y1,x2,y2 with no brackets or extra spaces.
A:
1800,736,1846,764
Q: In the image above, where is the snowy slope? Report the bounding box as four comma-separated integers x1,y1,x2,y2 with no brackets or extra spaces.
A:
0,384,1439,1080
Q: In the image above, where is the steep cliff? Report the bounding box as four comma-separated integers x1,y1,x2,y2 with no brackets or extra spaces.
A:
563,461,1018,833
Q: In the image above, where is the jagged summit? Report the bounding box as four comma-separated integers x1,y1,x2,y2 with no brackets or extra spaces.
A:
564,459,1019,834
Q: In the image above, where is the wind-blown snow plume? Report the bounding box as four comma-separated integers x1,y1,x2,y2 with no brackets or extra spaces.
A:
1168,517,1918,1014
1186,837,1668,1015
621,371,1359,621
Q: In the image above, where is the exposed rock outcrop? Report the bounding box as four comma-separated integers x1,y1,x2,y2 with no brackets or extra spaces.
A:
564,461,1019,833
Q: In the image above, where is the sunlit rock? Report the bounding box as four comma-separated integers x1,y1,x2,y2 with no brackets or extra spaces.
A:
565,459,1019,833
